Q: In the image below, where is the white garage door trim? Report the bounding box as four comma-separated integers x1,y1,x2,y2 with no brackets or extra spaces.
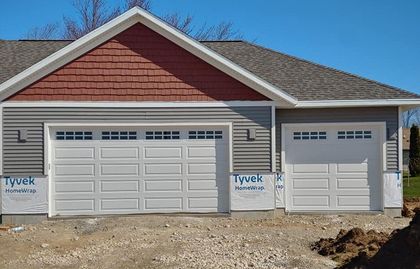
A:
44,122,233,217
281,122,386,212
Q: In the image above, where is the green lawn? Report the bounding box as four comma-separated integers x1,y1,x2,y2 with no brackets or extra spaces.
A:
403,175,420,198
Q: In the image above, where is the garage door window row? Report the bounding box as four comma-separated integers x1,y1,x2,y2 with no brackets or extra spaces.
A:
102,131,137,140
337,130,372,140
56,131,93,140
293,131,327,140
145,131,180,140
55,130,223,140
189,130,223,139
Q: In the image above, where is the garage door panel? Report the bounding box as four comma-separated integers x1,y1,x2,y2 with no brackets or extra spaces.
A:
144,198,182,210
144,147,182,158
55,164,95,176
292,164,329,173
144,163,182,175
337,196,370,207
100,199,139,210
188,163,216,174
337,163,368,173
187,147,216,158
55,199,95,212
292,178,329,190
55,181,95,193
55,147,95,159
100,180,139,192
337,178,369,189
144,180,182,191
293,196,330,207
100,147,139,159
100,164,139,176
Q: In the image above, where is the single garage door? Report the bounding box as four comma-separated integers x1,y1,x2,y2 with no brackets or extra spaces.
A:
284,124,383,211
50,127,229,216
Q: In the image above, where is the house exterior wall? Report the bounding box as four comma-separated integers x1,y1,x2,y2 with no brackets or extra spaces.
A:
2,106,272,176
7,23,268,102
276,107,399,171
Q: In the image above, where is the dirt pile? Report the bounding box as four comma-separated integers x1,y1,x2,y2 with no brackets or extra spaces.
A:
313,209,420,269
311,228,389,265
403,198,420,217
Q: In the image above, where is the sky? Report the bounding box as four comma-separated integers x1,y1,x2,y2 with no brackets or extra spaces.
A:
1,0,420,94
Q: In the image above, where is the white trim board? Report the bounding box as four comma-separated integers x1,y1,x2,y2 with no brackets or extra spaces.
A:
271,105,276,172
295,99,420,108
2,101,275,108
0,7,297,106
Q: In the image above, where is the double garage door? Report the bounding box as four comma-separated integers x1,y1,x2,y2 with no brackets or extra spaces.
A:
285,124,383,211
50,127,229,216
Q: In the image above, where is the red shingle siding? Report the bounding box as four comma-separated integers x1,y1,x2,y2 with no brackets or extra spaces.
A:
9,23,268,101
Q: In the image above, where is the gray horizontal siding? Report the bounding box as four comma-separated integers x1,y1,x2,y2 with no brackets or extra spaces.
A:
2,106,272,175
276,107,399,171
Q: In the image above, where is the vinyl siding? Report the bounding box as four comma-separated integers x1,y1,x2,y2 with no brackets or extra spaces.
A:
2,106,272,175
276,107,399,171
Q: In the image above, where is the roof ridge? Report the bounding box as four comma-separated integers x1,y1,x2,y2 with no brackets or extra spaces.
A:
242,41,419,97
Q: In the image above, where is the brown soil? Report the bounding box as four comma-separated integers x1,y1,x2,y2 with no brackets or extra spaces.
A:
403,198,420,217
313,209,420,269
311,228,389,265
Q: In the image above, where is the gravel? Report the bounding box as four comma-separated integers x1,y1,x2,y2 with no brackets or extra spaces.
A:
0,214,409,269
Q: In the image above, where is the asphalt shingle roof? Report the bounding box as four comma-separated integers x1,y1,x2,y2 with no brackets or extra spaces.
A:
0,39,418,101
0,40,72,85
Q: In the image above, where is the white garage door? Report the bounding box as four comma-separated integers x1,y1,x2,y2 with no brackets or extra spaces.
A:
50,127,229,216
285,124,383,211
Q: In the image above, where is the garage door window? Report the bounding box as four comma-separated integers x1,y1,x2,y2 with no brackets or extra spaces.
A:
293,131,326,140
337,130,372,140
102,131,137,140
189,130,223,139
145,131,180,140
56,131,93,140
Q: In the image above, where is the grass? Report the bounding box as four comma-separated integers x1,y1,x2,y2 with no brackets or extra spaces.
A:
403,174,420,198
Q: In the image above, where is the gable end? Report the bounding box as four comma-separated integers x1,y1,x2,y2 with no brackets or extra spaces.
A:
8,23,269,102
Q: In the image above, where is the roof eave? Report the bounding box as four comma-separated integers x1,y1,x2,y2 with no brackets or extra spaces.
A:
292,99,420,108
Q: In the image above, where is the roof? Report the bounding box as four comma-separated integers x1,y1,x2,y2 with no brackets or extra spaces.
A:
0,40,71,85
203,41,420,101
0,8,419,103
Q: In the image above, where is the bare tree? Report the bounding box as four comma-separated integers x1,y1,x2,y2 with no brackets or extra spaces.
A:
124,0,151,11
403,108,420,127
162,13,242,41
24,0,242,41
63,0,121,40
25,23,60,40
194,21,242,41
163,13,194,35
